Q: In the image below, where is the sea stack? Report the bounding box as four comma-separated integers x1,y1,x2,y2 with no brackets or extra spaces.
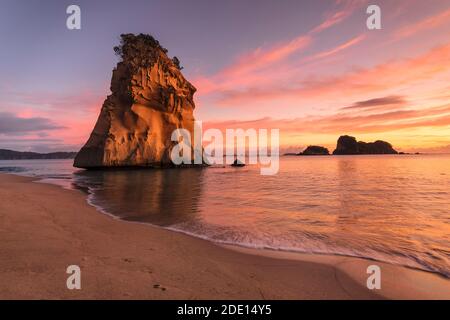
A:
74,34,199,168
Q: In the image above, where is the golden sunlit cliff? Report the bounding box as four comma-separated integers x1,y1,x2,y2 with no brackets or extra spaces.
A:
74,34,198,168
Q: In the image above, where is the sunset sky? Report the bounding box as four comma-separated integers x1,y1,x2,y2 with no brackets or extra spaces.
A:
1,0,450,153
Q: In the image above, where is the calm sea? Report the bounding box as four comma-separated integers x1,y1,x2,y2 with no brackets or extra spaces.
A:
1,155,449,277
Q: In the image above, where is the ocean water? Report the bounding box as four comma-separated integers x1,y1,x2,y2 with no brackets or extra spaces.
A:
1,155,449,277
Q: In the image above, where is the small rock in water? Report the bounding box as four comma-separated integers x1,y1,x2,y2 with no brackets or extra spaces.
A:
231,159,245,167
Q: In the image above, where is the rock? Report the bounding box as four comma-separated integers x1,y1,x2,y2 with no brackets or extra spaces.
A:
231,159,245,167
356,140,398,154
332,135,359,155
300,145,330,155
333,135,398,155
74,34,200,168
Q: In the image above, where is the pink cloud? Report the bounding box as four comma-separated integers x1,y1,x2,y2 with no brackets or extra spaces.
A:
0,90,104,150
307,34,366,61
221,36,311,79
311,0,366,34
216,42,450,106
193,1,362,95
394,8,450,40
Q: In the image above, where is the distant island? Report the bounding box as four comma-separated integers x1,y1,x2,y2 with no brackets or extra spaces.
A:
285,135,398,156
0,149,77,160
298,145,330,156
333,135,398,155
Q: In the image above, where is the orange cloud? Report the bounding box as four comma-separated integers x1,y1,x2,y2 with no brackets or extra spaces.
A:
204,102,450,134
202,101,450,153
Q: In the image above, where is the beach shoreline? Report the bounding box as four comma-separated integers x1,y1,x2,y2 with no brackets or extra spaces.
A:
0,173,449,299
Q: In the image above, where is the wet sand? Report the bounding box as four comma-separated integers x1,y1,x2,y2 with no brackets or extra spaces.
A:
0,173,449,299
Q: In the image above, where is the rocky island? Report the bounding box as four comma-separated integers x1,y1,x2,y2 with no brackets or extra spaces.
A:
74,34,200,168
299,145,330,156
286,136,398,156
333,135,398,155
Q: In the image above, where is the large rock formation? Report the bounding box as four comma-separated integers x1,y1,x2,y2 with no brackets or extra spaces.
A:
74,34,199,168
333,135,398,155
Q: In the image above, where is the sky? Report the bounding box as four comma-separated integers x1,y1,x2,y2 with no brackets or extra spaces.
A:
1,0,450,153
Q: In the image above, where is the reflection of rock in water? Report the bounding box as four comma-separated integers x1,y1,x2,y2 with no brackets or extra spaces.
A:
72,168,204,226
335,158,361,225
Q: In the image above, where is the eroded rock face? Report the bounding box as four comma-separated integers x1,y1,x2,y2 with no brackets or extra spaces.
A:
74,34,198,168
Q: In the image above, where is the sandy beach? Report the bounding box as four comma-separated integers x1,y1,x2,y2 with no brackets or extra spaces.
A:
0,173,449,300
